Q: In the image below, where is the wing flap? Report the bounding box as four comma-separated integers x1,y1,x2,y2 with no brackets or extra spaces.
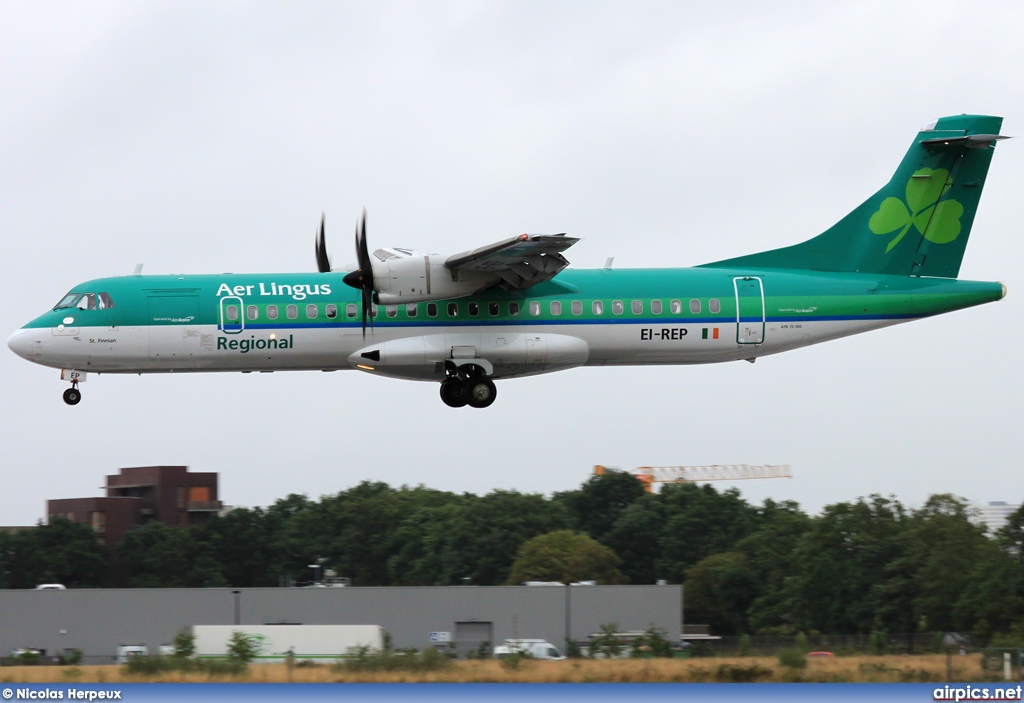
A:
445,233,579,290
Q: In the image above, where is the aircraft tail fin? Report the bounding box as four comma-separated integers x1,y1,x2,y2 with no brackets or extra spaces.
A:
702,115,1006,278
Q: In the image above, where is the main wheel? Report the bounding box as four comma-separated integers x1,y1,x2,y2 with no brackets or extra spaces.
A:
63,388,81,406
467,378,497,408
440,378,468,408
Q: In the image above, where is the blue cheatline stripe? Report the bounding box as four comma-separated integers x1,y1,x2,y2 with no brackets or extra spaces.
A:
0,682,1000,702
222,313,925,332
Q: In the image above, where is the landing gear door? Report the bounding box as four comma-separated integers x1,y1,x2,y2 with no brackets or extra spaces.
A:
734,277,765,345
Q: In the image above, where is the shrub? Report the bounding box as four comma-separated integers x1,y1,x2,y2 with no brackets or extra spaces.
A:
227,631,258,664
778,648,807,669
122,655,245,677
715,663,773,682
738,634,751,656
57,649,83,666
590,623,624,658
12,651,41,666
629,625,673,658
338,646,452,673
173,628,196,659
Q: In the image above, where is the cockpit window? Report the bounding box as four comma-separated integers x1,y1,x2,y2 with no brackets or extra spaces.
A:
52,291,112,311
54,293,82,310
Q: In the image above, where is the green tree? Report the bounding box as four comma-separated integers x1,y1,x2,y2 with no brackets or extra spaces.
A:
781,495,907,633
173,628,196,658
655,483,759,582
603,496,667,585
506,530,626,584
0,519,110,588
116,522,225,587
736,499,811,632
227,631,258,663
684,552,757,635
388,490,570,585
557,472,646,543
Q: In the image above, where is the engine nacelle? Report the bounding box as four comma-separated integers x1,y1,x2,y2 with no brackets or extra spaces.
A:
372,254,493,304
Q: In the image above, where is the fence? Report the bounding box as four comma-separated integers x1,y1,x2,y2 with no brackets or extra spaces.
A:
690,632,962,656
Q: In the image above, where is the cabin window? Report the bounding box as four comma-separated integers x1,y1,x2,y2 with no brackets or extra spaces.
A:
670,299,682,314
226,305,239,321
371,305,379,319
287,304,298,319
406,303,418,318
612,300,624,315
550,301,562,316
709,298,721,314
447,302,458,317
267,305,279,320
427,303,438,317
571,300,582,315
98,293,115,309
651,300,662,314
246,305,258,320
469,303,480,317
593,301,604,315
529,301,541,316
346,303,357,318
489,302,500,316
306,304,318,319
631,300,643,315
509,302,520,316
76,293,97,310
386,305,397,318
326,304,338,319
689,299,701,314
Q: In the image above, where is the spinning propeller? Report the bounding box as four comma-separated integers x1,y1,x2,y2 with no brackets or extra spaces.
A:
314,212,331,273
341,209,375,335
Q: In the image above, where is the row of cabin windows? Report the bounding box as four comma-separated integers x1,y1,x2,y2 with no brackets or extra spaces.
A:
224,298,722,322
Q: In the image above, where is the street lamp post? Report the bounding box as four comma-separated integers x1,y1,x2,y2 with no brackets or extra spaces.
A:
232,590,241,626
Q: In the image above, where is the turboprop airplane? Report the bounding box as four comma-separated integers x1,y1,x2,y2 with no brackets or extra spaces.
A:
7,114,1010,408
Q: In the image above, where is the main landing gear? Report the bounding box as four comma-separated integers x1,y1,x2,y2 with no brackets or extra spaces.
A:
440,364,497,409
63,383,81,406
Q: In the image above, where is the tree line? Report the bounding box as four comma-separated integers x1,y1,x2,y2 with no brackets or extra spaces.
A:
0,472,1021,642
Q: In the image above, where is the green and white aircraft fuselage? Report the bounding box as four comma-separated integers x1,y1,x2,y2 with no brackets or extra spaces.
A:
7,115,1009,408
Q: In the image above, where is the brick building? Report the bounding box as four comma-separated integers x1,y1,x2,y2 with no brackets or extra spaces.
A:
47,466,222,544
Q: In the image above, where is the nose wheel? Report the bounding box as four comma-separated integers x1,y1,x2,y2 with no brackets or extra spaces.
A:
440,365,497,408
63,383,82,406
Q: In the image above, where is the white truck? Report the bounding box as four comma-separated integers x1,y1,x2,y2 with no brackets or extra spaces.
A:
192,625,383,664
493,639,566,660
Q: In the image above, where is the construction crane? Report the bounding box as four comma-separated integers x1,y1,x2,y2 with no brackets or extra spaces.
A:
594,464,792,492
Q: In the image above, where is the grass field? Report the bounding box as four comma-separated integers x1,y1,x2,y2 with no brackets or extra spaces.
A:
0,654,1010,684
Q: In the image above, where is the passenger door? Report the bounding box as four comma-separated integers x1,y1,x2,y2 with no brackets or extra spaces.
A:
733,277,765,344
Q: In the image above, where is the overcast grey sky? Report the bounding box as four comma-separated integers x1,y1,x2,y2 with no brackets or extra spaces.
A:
2,1,1022,526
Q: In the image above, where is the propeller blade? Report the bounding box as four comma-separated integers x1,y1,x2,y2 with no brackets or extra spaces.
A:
341,209,374,337
314,212,331,273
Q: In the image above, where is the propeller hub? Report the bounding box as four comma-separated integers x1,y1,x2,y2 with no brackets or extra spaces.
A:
342,270,366,289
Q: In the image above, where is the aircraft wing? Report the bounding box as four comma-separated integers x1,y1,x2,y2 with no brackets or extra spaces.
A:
445,233,580,290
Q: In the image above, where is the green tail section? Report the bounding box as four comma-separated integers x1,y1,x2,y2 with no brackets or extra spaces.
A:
703,115,1005,278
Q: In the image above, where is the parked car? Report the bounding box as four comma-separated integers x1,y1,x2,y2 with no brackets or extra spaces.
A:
493,639,566,660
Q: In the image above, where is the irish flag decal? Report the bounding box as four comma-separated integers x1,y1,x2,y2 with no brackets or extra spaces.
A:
701,327,720,340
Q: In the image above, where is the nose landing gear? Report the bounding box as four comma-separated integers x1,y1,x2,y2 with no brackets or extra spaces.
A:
440,363,497,408
62,383,81,406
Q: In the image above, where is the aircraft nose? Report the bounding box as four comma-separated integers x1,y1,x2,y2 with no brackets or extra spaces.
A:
7,328,34,360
